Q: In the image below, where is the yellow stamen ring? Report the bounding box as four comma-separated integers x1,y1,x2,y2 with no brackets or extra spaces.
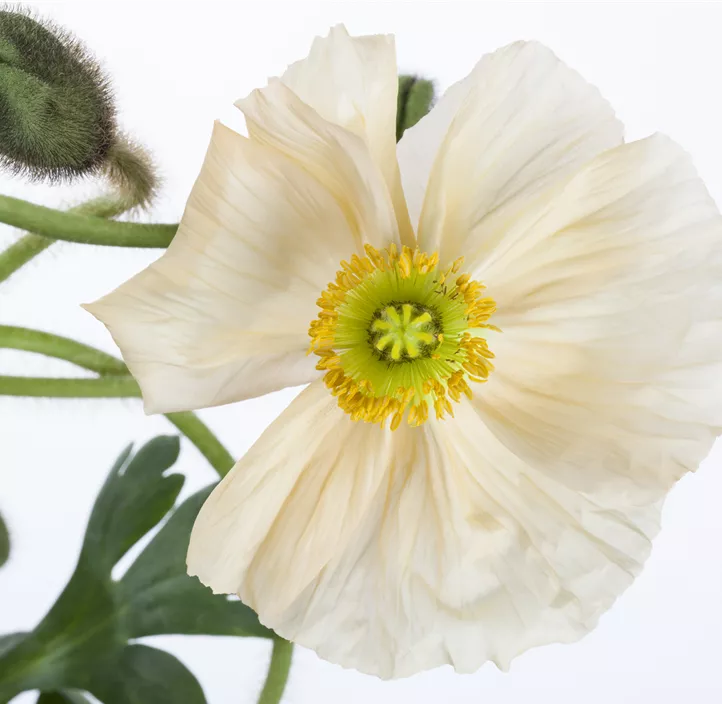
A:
308,244,497,429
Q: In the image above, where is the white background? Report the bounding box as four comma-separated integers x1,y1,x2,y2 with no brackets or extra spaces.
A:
2,1,722,703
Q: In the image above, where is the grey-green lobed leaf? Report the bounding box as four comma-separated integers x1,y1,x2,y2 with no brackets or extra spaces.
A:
81,436,183,570
120,486,275,640
82,645,206,704
0,436,270,703
33,646,206,704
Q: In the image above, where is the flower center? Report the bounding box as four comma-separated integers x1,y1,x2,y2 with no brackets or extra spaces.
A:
308,244,498,429
369,302,439,362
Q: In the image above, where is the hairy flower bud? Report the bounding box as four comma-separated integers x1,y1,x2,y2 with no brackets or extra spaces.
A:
0,9,116,181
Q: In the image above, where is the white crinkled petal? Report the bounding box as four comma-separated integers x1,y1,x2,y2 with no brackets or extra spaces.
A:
187,379,395,614
475,134,722,500
85,122,361,414
188,394,660,679
398,40,623,262
281,25,413,244
237,79,402,252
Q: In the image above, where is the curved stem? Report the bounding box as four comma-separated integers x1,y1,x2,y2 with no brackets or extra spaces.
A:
0,194,128,285
0,233,53,283
257,639,293,704
0,135,163,284
0,194,176,249
0,326,234,477
0,325,128,375
165,411,235,477
0,193,175,285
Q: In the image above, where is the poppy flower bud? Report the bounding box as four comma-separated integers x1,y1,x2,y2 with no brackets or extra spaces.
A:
0,9,116,181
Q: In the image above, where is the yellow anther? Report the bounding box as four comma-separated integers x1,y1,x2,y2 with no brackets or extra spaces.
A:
390,408,404,431
364,243,386,271
408,405,418,425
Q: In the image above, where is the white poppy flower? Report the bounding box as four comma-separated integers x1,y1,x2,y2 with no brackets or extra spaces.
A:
85,26,722,679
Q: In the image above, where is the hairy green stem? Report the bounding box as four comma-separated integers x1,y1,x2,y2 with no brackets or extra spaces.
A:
0,325,128,375
0,194,176,250
0,326,234,477
0,233,53,282
165,411,235,477
0,192,174,286
0,194,129,284
0,134,164,283
257,639,293,704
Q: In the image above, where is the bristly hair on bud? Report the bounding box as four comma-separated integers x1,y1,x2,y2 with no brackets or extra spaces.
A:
396,75,435,142
0,5,116,182
102,135,159,210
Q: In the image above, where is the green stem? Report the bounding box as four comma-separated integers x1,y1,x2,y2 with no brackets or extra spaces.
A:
0,233,53,282
165,411,235,477
0,194,176,248
257,639,293,704
0,193,175,285
0,135,163,284
0,375,140,398
0,325,128,375
0,326,235,477
0,194,125,285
